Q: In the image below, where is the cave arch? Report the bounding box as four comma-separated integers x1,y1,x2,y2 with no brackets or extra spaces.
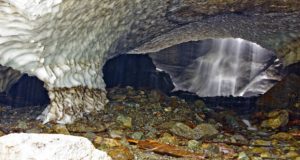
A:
130,38,283,97
0,66,50,108
103,54,174,93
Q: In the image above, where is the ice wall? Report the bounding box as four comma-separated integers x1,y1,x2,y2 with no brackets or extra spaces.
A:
0,0,161,90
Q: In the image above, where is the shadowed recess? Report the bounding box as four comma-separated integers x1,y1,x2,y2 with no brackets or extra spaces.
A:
103,54,174,93
0,74,50,108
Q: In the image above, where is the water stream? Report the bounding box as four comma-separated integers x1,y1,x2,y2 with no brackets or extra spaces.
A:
151,38,283,97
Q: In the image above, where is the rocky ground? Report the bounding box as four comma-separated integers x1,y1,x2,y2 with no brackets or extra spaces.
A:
0,87,300,160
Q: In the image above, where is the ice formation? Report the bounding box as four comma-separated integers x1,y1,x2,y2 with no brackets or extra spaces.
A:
0,133,111,160
0,0,299,123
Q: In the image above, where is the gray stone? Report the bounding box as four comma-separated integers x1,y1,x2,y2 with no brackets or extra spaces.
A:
130,132,144,140
16,121,28,130
193,123,219,139
187,140,200,150
116,115,132,128
170,122,196,139
108,130,124,139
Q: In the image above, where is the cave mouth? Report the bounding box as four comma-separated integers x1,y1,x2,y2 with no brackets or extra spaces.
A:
103,38,284,113
0,71,50,125
103,54,175,93
149,38,284,97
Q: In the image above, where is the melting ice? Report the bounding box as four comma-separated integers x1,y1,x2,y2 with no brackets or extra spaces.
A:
150,38,282,97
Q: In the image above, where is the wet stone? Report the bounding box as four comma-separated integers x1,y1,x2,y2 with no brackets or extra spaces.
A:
187,140,200,150
108,146,134,160
271,132,293,140
252,140,272,146
26,128,42,133
194,100,206,109
170,122,196,139
109,129,124,139
52,124,70,135
82,132,96,141
261,110,289,129
250,147,269,154
0,130,4,137
1,87,299,160
238,152,250,160
130,132,144,140
158,133,179,145
193,123,219,139
95,137,121,149
116,115,132,128
148,90,162,102
109,94,127,101
232,134,248,144
16,120,28,130
284,151,300,159
67,122,106,133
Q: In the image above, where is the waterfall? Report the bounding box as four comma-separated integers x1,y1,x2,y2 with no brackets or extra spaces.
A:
150,38,282,97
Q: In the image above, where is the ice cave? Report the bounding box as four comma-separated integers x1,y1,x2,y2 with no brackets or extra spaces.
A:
0,0,300,159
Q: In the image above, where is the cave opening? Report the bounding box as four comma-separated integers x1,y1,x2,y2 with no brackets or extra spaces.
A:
0,66,50,126
103,38,284,114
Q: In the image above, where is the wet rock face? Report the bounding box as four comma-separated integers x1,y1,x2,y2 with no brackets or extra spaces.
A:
257,74,300,110
277,39,300,66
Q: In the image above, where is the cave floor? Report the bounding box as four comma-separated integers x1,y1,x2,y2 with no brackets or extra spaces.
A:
0,87,300,160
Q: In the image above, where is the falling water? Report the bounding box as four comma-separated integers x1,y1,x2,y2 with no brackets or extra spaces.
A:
151,38,282,97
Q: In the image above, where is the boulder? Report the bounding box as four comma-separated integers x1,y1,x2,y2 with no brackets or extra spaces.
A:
257,74,300,110
261,110,289,129
0,133,111,160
